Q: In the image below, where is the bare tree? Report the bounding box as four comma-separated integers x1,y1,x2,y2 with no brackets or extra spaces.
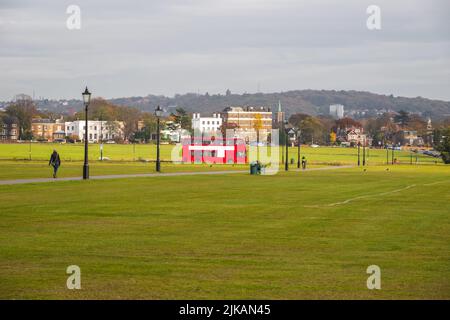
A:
6,94,37,140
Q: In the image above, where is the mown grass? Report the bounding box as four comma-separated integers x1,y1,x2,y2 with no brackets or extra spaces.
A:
0,143,440,165
0,161,250,180
0,165,448,299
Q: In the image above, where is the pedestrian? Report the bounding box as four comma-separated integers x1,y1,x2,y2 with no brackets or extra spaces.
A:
301,156,307,170
49,149,61,178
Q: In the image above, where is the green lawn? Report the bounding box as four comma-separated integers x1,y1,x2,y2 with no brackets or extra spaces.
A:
0,165,449,299
0,161,249,180
0,143,441,165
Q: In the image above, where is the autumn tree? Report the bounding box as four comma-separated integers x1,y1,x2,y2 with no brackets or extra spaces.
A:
334,117,362,130
288,113,325,144
72,98,142,141
6,94,37,140
253,113,263,144
408,114,427,134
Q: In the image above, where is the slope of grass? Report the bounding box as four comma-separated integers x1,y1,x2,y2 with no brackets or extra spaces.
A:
0,166,449,299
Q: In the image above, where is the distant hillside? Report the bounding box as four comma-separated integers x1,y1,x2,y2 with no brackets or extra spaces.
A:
110,90,450,120
10,90,449,120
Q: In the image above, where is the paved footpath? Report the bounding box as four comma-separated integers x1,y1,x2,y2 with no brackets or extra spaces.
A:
0,165,354,186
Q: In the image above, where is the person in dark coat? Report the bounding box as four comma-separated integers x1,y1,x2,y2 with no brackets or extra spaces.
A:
49,150,61,178
301,156,307,170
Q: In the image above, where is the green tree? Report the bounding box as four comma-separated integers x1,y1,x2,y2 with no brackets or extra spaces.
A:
171,107,190,130
394,110,410,128
133,113,157,143
435,127,450,164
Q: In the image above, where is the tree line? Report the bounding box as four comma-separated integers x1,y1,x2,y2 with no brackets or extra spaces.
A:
0,95,191,143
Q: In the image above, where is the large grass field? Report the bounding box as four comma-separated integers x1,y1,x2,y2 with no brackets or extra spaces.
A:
0,142,441,165
0,164,449,299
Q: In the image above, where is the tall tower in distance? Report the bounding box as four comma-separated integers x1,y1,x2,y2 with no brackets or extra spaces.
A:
276,101,285,124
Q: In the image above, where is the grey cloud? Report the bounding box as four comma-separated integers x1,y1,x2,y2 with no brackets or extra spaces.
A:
0,0,449,101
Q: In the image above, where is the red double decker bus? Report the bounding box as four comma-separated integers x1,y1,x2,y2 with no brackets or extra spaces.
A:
182,137,247,164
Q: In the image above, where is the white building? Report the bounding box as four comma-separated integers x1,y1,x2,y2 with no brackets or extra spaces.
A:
161,121,190,143
330,104,344,119
191,113,222,133
65,120,124,142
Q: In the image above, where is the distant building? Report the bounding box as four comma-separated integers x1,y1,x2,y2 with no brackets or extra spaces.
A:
191,113,222,133
427,118,433,132
426,118,434,145
221,106,272,143
330,104,344,119
346,127,368,146
65,120,124,142
0,116,19,141
395,130,424,146
275,101,284,124
31,118,65,142
137,120,145,132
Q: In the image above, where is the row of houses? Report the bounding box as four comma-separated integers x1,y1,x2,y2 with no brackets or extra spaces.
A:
1,104,435,147
31,119,125,142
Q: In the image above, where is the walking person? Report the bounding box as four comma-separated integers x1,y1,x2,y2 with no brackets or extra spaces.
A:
301,156,307,170
49,150,61,178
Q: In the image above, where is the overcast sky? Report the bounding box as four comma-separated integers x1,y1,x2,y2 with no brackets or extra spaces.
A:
0,0,449,101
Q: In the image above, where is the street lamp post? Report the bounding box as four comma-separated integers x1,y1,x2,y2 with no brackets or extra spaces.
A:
362,138,366,166
297,128,301,169
391,145,395,165
82,87,91,180
155,105,163,172
284,121,289,171
281,121,285,166
99,114,103,161
357,142,361,166
386,145,389,165
285,131,289,171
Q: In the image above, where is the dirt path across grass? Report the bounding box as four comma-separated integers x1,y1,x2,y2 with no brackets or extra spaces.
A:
0,165,354,185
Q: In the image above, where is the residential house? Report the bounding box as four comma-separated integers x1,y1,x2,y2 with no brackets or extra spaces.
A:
0,116,19,141
65,120,125,142
31,118,65,142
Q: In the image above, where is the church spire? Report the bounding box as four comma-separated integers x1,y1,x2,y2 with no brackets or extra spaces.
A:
276,100,284,124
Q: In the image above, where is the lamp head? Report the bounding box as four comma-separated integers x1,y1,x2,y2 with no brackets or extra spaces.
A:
155,105,163,118
82,87,91,106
